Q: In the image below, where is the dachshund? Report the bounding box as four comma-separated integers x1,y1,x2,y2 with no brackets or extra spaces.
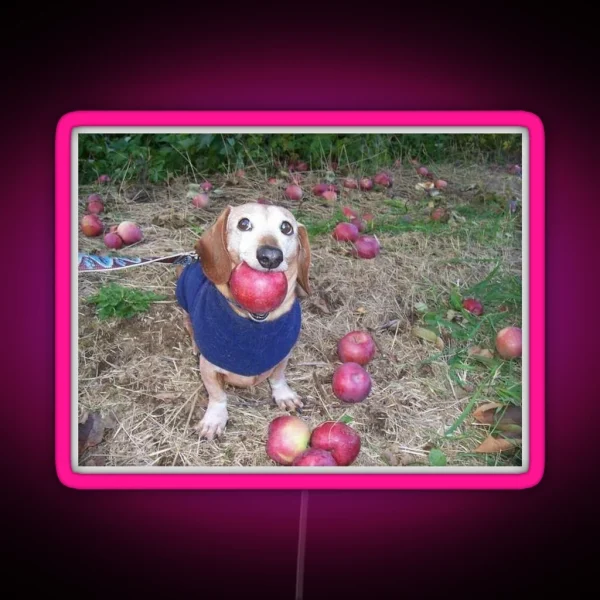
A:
175,202,311,440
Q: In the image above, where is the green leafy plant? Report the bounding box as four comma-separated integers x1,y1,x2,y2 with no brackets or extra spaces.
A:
87,283,166,320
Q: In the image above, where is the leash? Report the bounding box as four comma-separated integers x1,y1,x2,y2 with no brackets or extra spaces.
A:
78,251,197,273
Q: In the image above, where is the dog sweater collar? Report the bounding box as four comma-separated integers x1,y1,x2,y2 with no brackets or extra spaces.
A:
175,260,302,377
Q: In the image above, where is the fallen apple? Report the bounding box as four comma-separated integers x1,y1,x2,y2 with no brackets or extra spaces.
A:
192,193,210,208
352,235,380,259
435,179,448,189
342,206,358,219
359,177,373,191
98,174,111,184
201,181,213,192
495,326,522,360
312,183,329,196
430,207,449,222
229,261,288,314
374,171,393,187
350,217,366,232
462,298,484,316
342,177,359,189
116,221,143,245
332,222,359,242
103,232,123,249
310,421,361,466
266,415,311,465
87,198,104,214
268,177,278,185
322,190,337,203
292,448,338,466
362,213,374,222
337,330,376,365
331,362,372,403
81,214,103,237
285,184,303,201
417,166,428,176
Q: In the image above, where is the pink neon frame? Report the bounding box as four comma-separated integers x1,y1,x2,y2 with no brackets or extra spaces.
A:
56,110,544,490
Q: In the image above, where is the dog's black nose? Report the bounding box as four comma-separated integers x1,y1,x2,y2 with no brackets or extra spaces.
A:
256,245,283,269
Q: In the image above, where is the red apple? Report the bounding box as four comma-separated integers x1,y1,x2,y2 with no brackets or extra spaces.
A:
103,232,123,249
98,174,111,184
229,261,288,314
362,213,374,222
495,326,522,360
374,171,393,187
417,166,429,176
342,206,358,219
87,199,104,214
81,214,103,237
312,183,329,196
266,415,311,465
322,190,337,203
430,207,449,222
310,421,361,466
337,330,376,365
295,161,309,172
285,184,303,201
332,222,359,242
462,297,484,316
192,193,210,208
350,217,366,232
343,177,359,189
201,181,213,192
292,448,338,466
352,235,380,259
116,221,143,245
435,179,448,189
331,362,372,403
268,177,278,185
359,177,373,191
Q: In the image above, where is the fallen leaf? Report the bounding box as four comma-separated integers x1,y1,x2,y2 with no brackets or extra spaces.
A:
414,301,428,313
156,392,181,402
415,182,435,191
473,403,522,432
429,448,447,466
355,306,367,315
78,412,105,454
446,309,458,321
339,414,354,424
412,326,444,350
311,296,331,314
475,435,519,453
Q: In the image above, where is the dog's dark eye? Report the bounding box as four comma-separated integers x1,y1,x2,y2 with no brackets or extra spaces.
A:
280,221,293,236
237,218,252,231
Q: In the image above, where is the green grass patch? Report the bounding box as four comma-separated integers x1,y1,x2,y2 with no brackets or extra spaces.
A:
87,283,167,320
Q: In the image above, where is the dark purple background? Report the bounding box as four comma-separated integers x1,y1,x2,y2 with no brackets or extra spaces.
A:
4,9,594,595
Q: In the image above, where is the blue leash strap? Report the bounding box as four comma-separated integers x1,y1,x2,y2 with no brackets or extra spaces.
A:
78,251,197,272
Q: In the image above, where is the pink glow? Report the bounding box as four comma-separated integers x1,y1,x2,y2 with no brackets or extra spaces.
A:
56,110,544,490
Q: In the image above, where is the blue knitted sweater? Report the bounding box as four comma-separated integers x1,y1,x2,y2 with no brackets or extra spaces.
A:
175,260,302,376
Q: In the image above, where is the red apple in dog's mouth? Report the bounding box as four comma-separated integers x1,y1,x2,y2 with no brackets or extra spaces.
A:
229,261,288,314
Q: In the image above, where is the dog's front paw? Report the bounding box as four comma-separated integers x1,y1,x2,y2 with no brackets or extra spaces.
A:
272,385,304,411
195,403,228,440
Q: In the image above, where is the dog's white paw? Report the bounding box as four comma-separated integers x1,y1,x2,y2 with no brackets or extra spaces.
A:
272,385,304,411
195,403,228,440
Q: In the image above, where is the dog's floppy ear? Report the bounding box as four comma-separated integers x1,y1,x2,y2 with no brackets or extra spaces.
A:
194,205,233,285
295,223,311,296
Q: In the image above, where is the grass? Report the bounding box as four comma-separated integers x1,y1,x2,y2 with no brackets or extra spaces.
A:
75,157,523,469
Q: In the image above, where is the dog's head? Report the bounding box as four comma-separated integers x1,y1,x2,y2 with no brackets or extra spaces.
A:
194,203,311,312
